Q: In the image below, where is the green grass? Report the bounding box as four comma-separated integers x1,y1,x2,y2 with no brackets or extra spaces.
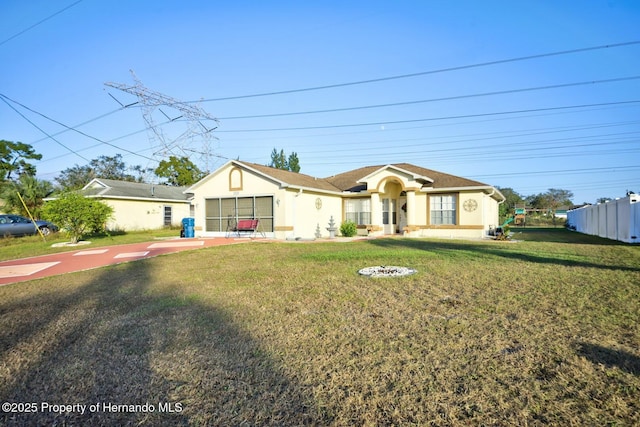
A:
0,227,181,261
1,229,638,425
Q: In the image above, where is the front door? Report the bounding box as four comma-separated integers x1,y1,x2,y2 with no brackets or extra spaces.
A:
382,198,397,234
398,197,407,233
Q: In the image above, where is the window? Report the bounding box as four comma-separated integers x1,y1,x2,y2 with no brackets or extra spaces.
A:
430,195,457,225
163,206,172,226
381,198,396,225
205,196,274,232
345,198,371,225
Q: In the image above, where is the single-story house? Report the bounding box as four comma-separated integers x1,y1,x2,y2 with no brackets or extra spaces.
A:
187,160,505,239
79,178,192,231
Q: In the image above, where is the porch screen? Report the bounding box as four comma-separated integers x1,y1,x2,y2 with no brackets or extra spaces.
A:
205,196,274,232
345,199,371,225
430,195,457,225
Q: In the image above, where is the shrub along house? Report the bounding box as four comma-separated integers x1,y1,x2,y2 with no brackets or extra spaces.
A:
187,160,505,239
79,178,192,231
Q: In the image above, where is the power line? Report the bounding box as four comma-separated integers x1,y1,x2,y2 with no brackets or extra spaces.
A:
0,93,157,163
299,131,639,158
217,76,640,120
216,100,640,132
0,94,89,162
0,0,84,47
23,95,637,166
193,41,640,103
299,142,640,168
29,107,124,145
15,45,638,147
8,76,637,176
17,41,636,145
296,120,640,153
468,165,640,179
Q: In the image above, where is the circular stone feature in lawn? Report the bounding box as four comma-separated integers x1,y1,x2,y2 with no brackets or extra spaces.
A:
358,266,417,277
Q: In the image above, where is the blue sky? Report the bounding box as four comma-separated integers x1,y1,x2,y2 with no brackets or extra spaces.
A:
1,0,639,204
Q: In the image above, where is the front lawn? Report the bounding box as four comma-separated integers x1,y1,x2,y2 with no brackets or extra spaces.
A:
0,227,181,261
1,230,638,425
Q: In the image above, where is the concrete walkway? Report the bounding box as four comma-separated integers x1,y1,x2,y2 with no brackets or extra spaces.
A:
0,237,252,286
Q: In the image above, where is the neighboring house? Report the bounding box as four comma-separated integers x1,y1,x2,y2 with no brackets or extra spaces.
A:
187,160,505,239
79,178,192,231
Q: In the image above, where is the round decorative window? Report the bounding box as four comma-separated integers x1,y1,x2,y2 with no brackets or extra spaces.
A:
315,197,322,210
463,199,478,212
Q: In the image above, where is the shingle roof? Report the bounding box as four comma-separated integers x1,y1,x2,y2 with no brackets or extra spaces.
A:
324,163,491,191
195,160,498,196
240,162,343,192
81,178,190,201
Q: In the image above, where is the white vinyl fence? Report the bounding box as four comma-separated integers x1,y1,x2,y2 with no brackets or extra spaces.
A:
567,194,640,244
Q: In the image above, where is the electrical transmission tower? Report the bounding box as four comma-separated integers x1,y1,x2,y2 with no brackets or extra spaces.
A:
105,70,219,172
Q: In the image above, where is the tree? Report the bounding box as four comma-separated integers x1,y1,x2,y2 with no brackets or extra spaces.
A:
55,154,148,191
287,152,301,173
42,192,113,243
527,188,573,211
269,148,288,170
88,154,139,181
527,188,573,225
0,175,53,218
55,164,94,191
154,156,206,186
130,164,155,182
268,148,301,172
496,187,524,221
0,140,42,183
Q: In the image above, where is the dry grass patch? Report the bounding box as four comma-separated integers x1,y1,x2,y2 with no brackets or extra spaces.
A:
1,230,639,425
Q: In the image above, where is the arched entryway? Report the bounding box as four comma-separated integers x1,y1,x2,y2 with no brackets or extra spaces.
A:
378,179,404,234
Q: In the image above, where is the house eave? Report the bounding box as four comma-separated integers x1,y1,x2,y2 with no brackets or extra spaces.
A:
84,195,191,204
342,190,369,196
283,185,344,196
421,185,505,200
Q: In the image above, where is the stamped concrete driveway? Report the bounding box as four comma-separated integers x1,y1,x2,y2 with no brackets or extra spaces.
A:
0,237,250,286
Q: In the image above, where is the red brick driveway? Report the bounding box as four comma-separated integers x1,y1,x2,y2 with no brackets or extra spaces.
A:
0,237,250,286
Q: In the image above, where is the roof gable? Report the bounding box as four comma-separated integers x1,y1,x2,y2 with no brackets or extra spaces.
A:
189,160,343,194
357,164,435,186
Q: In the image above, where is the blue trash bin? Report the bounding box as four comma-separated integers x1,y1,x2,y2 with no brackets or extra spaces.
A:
182,217,195,238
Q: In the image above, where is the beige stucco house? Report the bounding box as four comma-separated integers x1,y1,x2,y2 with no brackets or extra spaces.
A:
187,160,505,239
81,178,192,231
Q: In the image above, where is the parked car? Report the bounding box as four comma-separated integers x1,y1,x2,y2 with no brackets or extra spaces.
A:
0,214,58,237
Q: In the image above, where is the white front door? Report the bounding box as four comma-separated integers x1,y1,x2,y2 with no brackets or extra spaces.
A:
382,198,397,234
398,197,407,233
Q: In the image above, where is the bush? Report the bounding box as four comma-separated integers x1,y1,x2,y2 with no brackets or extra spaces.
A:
340,220,357,237
42,192,113,243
